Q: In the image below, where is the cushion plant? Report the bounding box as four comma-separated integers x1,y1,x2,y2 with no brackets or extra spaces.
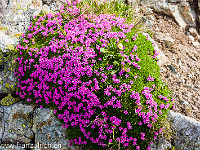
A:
15,0,172,149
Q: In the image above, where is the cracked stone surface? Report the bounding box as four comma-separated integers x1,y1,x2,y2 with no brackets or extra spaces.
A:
151,111,200,150
33,107,77,150
0,102,34,144
0,102,77,150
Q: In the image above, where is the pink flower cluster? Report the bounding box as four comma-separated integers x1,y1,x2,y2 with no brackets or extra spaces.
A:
15,2,171,150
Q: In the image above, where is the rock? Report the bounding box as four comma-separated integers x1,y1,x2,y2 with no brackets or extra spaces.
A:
157,51,169,66
178,2,195,25
146,8,154,15
33,107,77,150
0,60,16,95
161,36,175,47
140,0,172,16
168,4,187,28
180,100,190,105
151,110,200,149
168,65,178,74
42,0,56,5
0,102,34,144
193,88,198,91
0,93,20,106
155,32,175,47
186,52,197,61
0,31,19,52
145,20,153,27
160,67,167,73
31,0,43,9
188,34,195,42
42,4,51,14
189,27,198,37
143,32,170,66
0,0,7,16
127,0,138,4
167,110,200,149
146,15,155,21
151,139,172,150
2,103,200,150
140,0,194,28
155,25,159,31
192,41,200,48
0,102,79,150
139,1,196,28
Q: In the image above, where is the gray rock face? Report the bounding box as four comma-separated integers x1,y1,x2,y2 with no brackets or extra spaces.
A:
151,110,200,150
151,139,172,150
168,111,200,149
33,107,77,150
0,0,8,17
0,102,77,150
0,102,34,145
0,68,16,95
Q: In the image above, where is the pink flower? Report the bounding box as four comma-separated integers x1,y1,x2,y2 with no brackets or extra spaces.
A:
126,68,130,72
165,103,170,109
147,123,152,128
130,80,134,84
147,146,151,150
159,110,162,114
124,110,128,115
133,45,137,51
159,104,165,109
147,75,154,81
132,138,137,145
136,146,140,150
125,74,129,78
138,121,142,125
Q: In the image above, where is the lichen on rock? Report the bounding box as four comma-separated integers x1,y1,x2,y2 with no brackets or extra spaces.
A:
0,93,20,106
